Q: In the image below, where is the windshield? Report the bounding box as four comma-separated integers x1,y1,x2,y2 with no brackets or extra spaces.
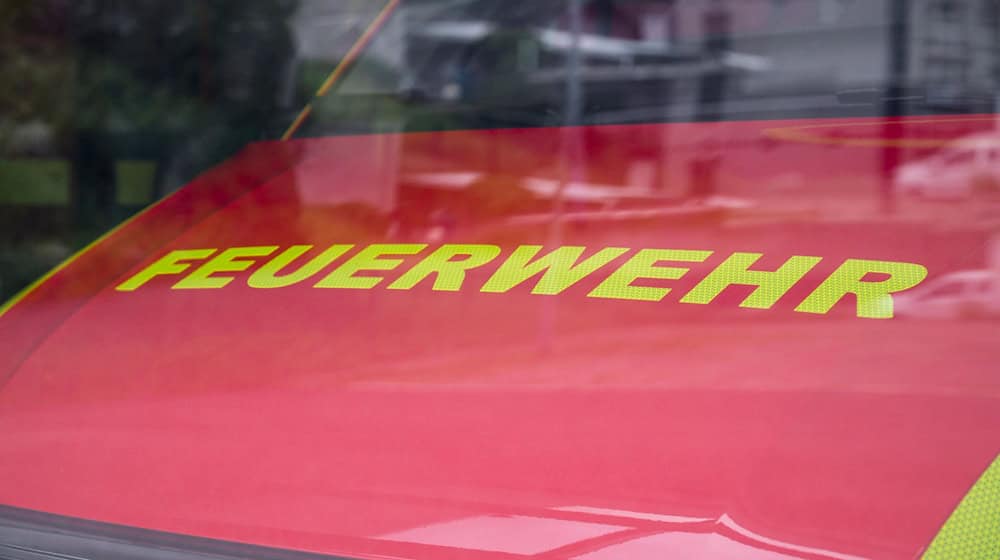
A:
1,2,999,559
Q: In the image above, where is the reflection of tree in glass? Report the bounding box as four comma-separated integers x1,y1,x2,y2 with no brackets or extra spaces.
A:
0,1,299,300
3,1,298,214
70,1,298,199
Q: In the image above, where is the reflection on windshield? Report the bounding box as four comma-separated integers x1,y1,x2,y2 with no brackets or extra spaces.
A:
313,0,1000,132
4,0,1000,304
2,2,1000,560
380,508,865,559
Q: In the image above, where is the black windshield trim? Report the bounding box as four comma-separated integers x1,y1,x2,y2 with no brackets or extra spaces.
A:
0,505,356,560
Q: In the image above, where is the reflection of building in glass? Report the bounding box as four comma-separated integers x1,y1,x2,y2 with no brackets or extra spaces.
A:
289,0,1000,128
917,0,999,107
283,1,1000,223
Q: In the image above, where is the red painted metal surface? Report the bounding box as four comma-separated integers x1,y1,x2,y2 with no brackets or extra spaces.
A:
1,117,999,559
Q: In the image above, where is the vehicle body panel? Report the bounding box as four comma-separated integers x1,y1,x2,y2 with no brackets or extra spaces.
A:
1,117,999,559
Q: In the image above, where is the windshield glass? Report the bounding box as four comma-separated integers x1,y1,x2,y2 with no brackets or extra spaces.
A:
310,0,999,134
1,2,999,559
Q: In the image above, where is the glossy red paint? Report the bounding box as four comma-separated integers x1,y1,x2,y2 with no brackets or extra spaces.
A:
1,116,999,559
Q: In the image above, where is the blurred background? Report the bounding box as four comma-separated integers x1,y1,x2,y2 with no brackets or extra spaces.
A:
3,0,1000,306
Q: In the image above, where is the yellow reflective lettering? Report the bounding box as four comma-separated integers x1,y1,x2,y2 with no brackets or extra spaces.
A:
315,244,426,289
680,252,822,309
115,249,216,291
480,245,628,295
248,244,353,288
388,244,501,291
795,259,928,319
588,249,712,302
173,246,279,289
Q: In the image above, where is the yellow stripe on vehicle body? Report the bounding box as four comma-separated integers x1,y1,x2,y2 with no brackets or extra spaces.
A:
923,454,1000,559
0,191,176,318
